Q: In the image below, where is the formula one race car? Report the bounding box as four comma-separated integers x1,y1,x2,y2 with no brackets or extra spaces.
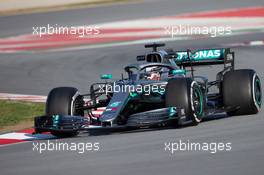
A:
34,43,262,137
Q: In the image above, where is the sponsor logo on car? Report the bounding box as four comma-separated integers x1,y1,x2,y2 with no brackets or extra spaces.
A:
109,101,121,108
176,49,224,60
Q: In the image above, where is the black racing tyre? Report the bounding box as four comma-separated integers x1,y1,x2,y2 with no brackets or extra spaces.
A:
223,69,262,116
165,78,204,125
46,87,84,137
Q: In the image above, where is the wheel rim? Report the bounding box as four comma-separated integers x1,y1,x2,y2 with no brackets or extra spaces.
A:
192,86,203,119
255,78,262,107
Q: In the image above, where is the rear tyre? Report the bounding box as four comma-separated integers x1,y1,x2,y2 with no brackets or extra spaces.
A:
46,87,84,137
223,69,262,116
165,78,204,125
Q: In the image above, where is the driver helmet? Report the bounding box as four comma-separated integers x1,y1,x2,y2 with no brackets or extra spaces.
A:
145,66,161,80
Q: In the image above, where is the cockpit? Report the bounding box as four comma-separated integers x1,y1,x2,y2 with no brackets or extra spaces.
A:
124,63,181,81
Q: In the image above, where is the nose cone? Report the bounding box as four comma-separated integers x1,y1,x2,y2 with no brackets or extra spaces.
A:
99,92,130,123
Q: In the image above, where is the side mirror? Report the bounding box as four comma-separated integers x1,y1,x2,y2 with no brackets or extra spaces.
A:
137,55,145,61
171,69,186,75
100,74,112,80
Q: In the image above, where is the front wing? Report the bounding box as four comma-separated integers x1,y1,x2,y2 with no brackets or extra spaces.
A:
34,107,185,134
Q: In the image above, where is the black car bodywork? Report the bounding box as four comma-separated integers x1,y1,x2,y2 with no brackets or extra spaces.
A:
34,43,262,137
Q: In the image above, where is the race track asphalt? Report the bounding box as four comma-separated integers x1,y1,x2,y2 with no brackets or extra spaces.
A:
0,0,264,175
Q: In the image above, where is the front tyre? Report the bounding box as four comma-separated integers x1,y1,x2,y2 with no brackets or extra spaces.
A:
46,87,84,137
165,78,204,125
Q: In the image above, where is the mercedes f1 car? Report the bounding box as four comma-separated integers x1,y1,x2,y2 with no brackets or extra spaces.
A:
34,43,262,137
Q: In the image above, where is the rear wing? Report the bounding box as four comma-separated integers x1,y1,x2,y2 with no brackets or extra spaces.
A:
172,48,234,69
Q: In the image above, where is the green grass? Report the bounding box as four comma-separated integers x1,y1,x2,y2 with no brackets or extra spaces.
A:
0,100,45,128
